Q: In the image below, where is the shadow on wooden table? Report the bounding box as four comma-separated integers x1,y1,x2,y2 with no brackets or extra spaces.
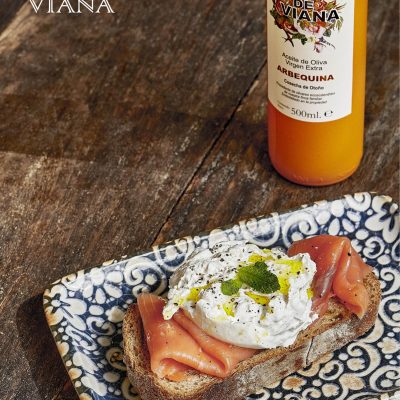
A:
16,294,78,400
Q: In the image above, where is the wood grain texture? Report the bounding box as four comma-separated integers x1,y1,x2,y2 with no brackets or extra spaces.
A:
155,0,399,243
0,1,265,399
0,0,398,400
0,0,25,33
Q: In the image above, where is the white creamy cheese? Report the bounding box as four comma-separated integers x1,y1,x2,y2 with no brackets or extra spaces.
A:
163,241,317,349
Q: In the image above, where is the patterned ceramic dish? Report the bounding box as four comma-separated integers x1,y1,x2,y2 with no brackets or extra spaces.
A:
43,192,400,400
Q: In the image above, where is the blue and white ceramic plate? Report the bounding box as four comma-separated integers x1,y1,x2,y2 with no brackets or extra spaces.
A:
43,192,400,400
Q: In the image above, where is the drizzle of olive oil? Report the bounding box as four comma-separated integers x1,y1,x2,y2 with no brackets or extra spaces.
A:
223,302,235,317
245,291,270,306
278,277,290,295
177,297,185,306
248,251,274,264
186,283,211,303
248,254,267,263
275,259,303,273
275,260,304,295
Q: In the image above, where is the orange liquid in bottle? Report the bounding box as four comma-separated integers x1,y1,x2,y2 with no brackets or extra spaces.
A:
267,1,368,186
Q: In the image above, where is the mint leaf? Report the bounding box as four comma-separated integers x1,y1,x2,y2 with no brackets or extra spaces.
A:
237,264,280,294
221,279,242,296
254,261,268,268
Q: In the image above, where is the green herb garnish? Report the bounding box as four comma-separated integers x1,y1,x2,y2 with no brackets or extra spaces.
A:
221,279,242,296
237,262,280,294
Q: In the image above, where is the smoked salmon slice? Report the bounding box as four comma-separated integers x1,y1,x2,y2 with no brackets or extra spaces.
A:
137,293,256,382
288,235,372,319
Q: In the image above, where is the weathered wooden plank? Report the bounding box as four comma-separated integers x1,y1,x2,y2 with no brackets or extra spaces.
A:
53,380,78,400
155,0,399,244
0,1,265,121
0,1,398,400
0,109,232,399
0,0,24,33
0,1,266,399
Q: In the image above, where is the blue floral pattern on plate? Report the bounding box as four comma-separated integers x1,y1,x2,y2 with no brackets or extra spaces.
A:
43,193,400,400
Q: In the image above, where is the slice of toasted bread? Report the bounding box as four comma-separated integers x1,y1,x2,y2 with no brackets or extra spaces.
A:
123,272,381,400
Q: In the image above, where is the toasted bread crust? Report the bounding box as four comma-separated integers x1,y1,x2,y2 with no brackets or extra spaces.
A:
123,272,381,400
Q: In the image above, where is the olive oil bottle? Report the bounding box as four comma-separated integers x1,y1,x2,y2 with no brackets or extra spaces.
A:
267,0,368,185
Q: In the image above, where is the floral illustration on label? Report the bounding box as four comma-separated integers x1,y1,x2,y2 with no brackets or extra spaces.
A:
270,1,345,53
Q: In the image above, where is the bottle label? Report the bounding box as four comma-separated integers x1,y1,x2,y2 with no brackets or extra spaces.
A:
267,0,355,122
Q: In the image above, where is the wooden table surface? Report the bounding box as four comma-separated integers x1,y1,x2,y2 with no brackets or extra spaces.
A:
0,1,398,399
